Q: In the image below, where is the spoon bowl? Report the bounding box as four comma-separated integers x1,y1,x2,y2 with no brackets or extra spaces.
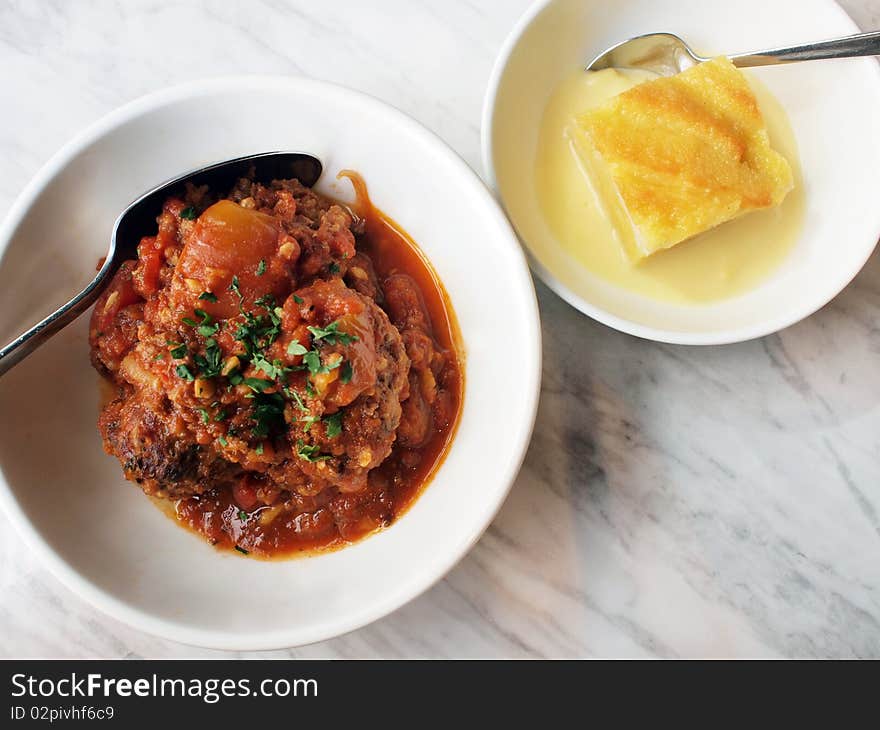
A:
587,32,704,74
0,151,322,376
586,29,880,75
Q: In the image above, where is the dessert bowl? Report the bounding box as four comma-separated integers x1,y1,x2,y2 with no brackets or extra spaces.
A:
482,0,880,345
0,76,541,649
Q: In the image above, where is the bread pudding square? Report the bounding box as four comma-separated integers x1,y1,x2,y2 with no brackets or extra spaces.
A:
570,57,794,261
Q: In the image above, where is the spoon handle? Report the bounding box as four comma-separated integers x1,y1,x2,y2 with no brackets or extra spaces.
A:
0,266,112,377
729,30,880,67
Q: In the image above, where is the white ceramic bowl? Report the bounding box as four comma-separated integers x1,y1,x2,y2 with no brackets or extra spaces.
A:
482,0,880,345
0,76,541,649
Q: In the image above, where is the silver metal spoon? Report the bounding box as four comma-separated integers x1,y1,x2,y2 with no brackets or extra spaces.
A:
587,30,880,75
0,151,322,376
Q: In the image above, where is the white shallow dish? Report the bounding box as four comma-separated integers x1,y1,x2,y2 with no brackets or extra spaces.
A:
0,76,541,649
482,0,880,345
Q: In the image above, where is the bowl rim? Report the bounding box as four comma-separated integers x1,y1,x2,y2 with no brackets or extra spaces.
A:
0,74,543,650
480,0,880,346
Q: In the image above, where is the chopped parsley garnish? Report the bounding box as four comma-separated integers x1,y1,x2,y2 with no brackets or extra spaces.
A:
175,364,195,381
340,361,353,384
289,389,308,412
305,351,342,377
180,206,198,220
237,510,249,522
307,320,358,346
182,308,219,337
302,350,321,375
254,293,275,310
180,309,220,337
250,393,285,439
234,545,249,555
233,295,283,359
328,262,340,274
299,414,320,432
256,259,267,276
296,439,332,462
292,295,304,304
242,377,271,393
193,338,222,378
286,340,308,356
253,355,288,380
154,353,165,360
324,411,343,438
175,280,357,445
229,275,243,305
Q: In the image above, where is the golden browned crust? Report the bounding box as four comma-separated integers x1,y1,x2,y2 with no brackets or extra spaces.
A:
572,57,794,259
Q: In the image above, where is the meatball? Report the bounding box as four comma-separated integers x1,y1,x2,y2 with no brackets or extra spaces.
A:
99,389,240,498
270,278,410,495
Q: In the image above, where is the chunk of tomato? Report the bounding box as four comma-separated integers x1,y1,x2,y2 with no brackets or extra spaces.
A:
174,200,292,318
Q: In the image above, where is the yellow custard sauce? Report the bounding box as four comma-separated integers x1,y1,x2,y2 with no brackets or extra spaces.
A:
534,68,805,304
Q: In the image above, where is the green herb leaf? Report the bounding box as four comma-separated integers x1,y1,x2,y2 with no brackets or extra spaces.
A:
250,392,285,439
234,545,249,555
286,340,308,356
301,350,343,377
307,320,358,346
154,353,165,360
198,291,218,303
237,509,249,521
302,350,321,376
175,364,195,381
243,377,271,393
296,439,332,462
197,408,210,424
340,361,353,384
193,338,223,378
292,295,304,304
180,206,198,220
324,411,343,438
218,435,228,447
213,409,227,422
229,275,243,306
255,443,264,455
256,259,267,276
289,389,308,412
328,262,340,274
253,355,288,381
299,414,320,432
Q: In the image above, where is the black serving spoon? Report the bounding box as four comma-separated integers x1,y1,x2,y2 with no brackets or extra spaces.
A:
0,151,322,376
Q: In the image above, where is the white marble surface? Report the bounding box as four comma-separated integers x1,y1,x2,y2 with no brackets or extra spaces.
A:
1,0,879,658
